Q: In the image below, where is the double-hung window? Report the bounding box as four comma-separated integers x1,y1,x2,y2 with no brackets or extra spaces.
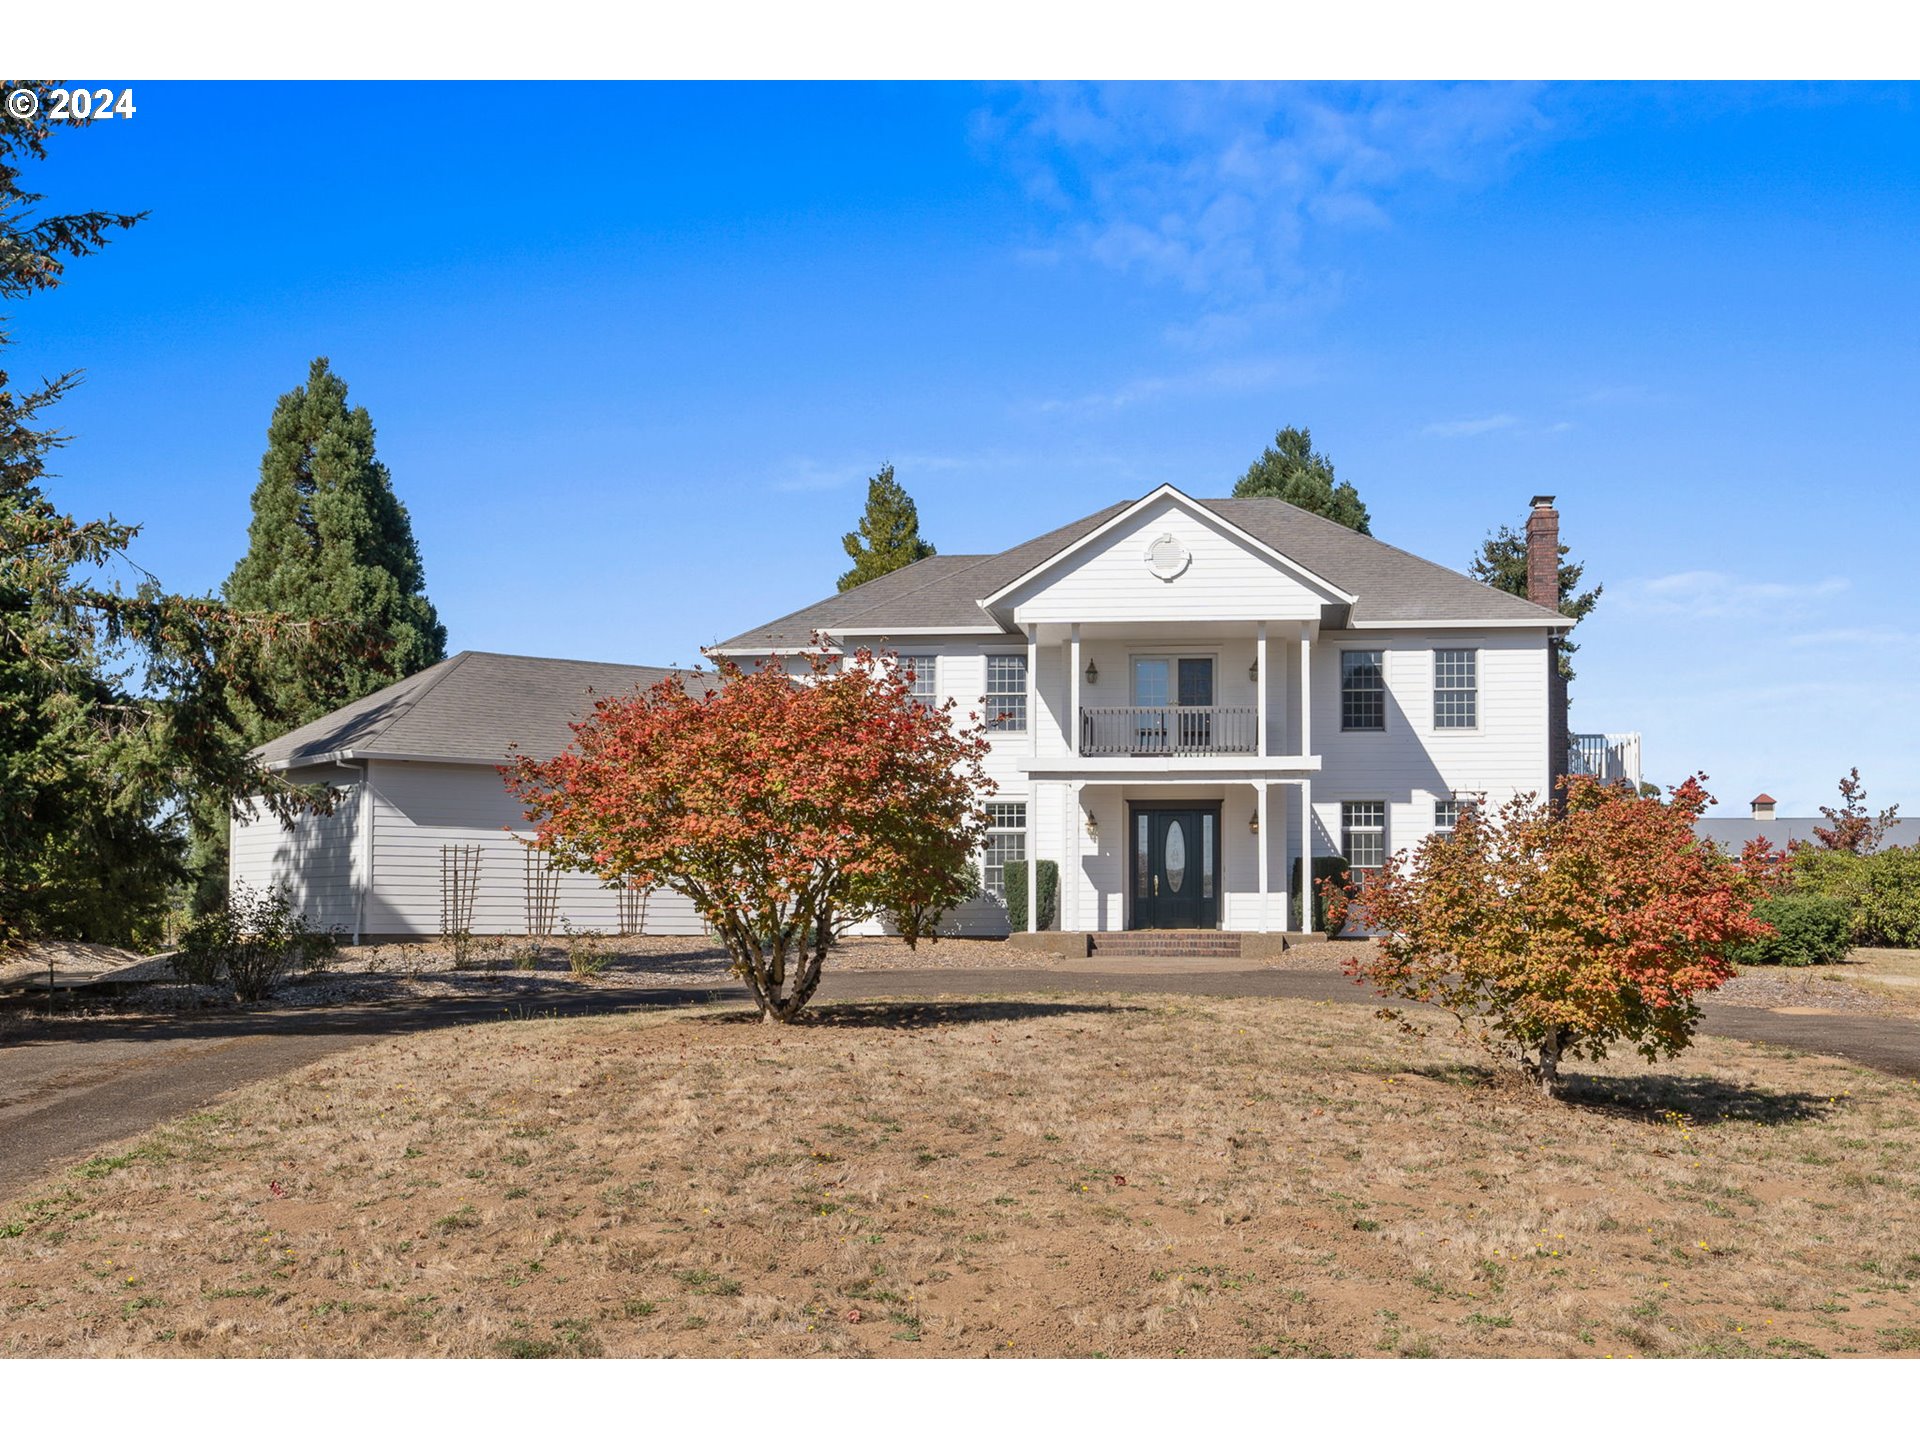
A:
1433,649,1478,729
985,654,1027,732
1341,650,1385,731
983,802,1027,900
1434,799,1463,835
1342,801,1387,877
898,655,937,707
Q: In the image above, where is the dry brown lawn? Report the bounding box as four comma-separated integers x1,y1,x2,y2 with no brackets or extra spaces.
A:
3,993,1918,1358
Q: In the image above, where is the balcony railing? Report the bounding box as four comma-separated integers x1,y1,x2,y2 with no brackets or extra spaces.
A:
1081,705,1257,757
1569,732,1642,791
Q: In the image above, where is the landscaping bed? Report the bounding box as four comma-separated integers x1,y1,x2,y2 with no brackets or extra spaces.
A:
3,992,1916,1358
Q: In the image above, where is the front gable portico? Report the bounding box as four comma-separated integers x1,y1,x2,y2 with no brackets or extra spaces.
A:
981,485,1354,629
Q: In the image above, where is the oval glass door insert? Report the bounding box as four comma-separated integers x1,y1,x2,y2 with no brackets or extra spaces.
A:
1164,820,1187,893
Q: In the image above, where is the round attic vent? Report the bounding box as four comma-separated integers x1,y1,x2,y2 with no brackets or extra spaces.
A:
1144,531,1191,581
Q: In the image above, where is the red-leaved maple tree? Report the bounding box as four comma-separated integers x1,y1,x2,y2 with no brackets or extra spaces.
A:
502,647,992,1022
1346,774,1782,1096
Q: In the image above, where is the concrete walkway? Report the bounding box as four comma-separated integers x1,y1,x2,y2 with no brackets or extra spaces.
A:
2,968,1915,1203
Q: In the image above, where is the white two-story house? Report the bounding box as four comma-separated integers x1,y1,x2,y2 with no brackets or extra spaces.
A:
234,486,1630,944
712,485,1585,937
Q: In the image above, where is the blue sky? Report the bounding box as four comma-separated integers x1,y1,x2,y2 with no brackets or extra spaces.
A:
17,81,1918,814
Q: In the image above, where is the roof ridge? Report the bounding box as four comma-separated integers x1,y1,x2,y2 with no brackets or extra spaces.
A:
354,649,477,749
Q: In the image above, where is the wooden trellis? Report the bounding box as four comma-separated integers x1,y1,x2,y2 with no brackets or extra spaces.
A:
615,884,650,937
525,849,562,937
440,845,481,940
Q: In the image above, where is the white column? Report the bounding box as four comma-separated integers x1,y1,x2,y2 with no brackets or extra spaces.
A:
1298,621,1313,757
1256,781,1270,933
1025,624,1038,759
1069,623,1082,757
1298,776,1313,932
1070,781,1083,933
1256,621,1268,758
1026,624,1039,934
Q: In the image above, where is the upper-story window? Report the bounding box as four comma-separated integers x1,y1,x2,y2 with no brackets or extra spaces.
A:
984,654,1027,732
1341,650,1385,731
1131,656,1214,707
1434,649,1477,729
897,654,937,706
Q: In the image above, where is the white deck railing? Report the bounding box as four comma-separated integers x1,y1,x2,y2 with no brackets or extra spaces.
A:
1569,732,1642,791
1081,705,1258,757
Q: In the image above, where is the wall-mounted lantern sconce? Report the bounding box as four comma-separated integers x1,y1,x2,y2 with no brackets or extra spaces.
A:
1248,660,1259,683
1085,659,1099,686
1084,807,1100,842
1249,810,1259,835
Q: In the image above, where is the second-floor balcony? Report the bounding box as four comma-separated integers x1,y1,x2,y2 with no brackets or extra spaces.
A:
1081,705,1258,757
1569,732,1642,792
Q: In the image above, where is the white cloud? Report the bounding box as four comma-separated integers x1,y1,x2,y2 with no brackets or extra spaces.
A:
1783,627,1920,649
1422,413,1519,438
984,82,1551,302
1619,570,1850,620
1026,356,1318,415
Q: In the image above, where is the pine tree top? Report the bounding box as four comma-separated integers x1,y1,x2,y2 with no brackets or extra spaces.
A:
1231,426,1371,534
223,357,446,740
839,463,936,592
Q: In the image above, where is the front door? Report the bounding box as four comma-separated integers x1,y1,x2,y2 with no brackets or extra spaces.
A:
1130,805,1221,929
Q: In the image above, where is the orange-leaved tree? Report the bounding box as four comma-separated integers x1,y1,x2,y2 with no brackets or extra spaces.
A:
1346,774,1782,1096
502,647,992,1022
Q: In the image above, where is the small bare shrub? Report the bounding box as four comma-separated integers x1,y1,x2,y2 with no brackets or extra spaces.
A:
563,922,609,978
173,884,340,1002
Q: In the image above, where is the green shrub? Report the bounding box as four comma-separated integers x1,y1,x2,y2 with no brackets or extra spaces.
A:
1786,845,1920,948
1856,847,1920,948
1003,860,1059,932
1735,894,1854,967
173,884,340,1001
1289,856,1353,936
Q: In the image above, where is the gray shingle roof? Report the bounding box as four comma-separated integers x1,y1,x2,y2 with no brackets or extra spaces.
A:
712,491,1560,649
254,651,714,770
1695,817,1914,854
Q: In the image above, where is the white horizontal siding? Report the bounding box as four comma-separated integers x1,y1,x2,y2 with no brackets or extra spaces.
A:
1311,629,1550,863
363,760,707,938
229,784,362,936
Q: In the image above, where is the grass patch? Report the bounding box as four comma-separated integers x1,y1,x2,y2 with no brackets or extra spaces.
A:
1,993,1917,1357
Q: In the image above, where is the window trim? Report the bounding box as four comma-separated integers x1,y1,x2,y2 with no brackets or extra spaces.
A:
1339,649,1387,733
896,653,938,707
1432,647,1479,731
983,652,1028,734
1341,799,1388,875
982,800,1027,901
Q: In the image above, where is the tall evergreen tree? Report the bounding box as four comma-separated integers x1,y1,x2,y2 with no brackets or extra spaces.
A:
1231,426,1371,533
223,358,447,740
1469,525,1601,684
838,463,935,592
2,83,350,945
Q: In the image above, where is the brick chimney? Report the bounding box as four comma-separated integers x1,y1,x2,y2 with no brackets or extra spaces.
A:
1528,495,1570,803
1751,794,1777,822
1525,495,1560,611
